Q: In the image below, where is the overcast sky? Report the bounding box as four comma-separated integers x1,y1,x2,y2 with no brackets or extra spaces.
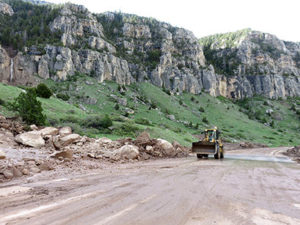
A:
47,0,300,42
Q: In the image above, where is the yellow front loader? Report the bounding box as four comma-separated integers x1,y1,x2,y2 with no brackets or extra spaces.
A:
192,128,224,159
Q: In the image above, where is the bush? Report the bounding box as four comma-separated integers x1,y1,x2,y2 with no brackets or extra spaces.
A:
84,115,113,130
113,122,139,136
114,104,120,110
36,83,53,99
0,98,5,106
11,88,46,125
179,99,183,105
202,117,208,123
199,107,205,112
57,93,70,101
191,96,195,102
135,118,151,126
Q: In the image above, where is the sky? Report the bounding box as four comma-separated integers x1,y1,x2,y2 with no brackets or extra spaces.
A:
47,0,300,42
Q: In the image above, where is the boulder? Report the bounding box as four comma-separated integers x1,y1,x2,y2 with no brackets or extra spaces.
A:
15,131,45,148
0,149,5,159
114,145,139,160
39,127,59,136
60,134,80,146
59,127,72,137
167,115,176,121
156,139,174,156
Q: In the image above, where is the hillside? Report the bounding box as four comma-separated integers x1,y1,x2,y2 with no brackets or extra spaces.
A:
1,76,300,147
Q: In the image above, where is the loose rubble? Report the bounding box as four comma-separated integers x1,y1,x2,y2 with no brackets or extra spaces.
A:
283,146,300,163
0,116,189,182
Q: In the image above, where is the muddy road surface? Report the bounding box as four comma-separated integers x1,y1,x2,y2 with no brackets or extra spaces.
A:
0,147,299,225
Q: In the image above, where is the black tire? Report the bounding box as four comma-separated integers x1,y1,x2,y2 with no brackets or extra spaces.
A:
214,145,220,159
203,154,209,158
220,149,224,159
197,154,203,159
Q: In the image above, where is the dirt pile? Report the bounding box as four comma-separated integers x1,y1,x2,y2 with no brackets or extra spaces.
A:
284,146,300,162
0,116,189,182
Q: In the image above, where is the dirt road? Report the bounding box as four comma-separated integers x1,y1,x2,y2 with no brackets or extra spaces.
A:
0,147,299,225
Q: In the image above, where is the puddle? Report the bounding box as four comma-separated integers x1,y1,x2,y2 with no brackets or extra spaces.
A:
224,154,293,163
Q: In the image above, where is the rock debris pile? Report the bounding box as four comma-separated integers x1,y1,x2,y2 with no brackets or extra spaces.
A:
0,116,189,182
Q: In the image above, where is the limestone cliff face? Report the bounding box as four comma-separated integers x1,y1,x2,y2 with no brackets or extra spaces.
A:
200,29,300,98
0,2,299,99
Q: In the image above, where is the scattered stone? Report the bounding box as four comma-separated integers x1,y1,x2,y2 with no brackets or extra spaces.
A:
3,169,13,179
22,169,29,175
0,149,5,159
12,167,23,177
167,114,176,121
118,98,127,106
15,131,45,148
60,134,80,146
87,153,95,158
39,162,54,171
97,137,112,144
51,150,73,160
30,167,41,174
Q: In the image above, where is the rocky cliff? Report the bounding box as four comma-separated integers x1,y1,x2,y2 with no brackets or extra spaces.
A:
0,1,299,99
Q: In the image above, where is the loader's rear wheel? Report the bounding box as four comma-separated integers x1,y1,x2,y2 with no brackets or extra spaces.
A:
214,145,220,159
197,154,203,159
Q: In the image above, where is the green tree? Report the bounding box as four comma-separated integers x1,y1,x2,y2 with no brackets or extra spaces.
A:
36,83,53,99
12,88,46,125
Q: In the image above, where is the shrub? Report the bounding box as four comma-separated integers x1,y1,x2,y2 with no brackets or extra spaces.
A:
0,98,5,106
191,96,195,102
36,83,53,99
11,88,46,125
84,115,113,129
114,122,139,136
114,104,120,110
202,117,208,123
135,118,151,126
199,107,205,112
179,99,183,105
57,93,70,101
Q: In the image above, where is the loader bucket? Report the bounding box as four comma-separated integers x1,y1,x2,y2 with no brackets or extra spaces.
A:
192,141,216,154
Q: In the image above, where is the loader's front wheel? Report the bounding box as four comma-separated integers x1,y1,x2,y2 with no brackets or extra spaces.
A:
214,145,220,159
197,154,203,159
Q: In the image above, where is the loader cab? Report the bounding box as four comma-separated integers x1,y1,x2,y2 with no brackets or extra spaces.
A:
205,129,216,142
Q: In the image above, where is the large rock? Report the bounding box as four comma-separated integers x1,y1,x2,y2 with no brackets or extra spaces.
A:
59,126,72,137
113,145,139,160
59,134,80,146
38,127,59,136
15,132,45,148
156,139,175,156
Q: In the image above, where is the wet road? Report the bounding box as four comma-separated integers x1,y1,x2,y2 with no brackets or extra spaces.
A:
0,147,300,225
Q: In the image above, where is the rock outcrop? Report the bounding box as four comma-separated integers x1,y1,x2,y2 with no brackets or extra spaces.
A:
0,2,14,16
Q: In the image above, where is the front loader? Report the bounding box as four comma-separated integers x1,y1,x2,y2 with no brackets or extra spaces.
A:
192,128,224,159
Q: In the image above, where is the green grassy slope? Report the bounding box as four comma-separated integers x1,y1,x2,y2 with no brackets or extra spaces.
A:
1,76,300,147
